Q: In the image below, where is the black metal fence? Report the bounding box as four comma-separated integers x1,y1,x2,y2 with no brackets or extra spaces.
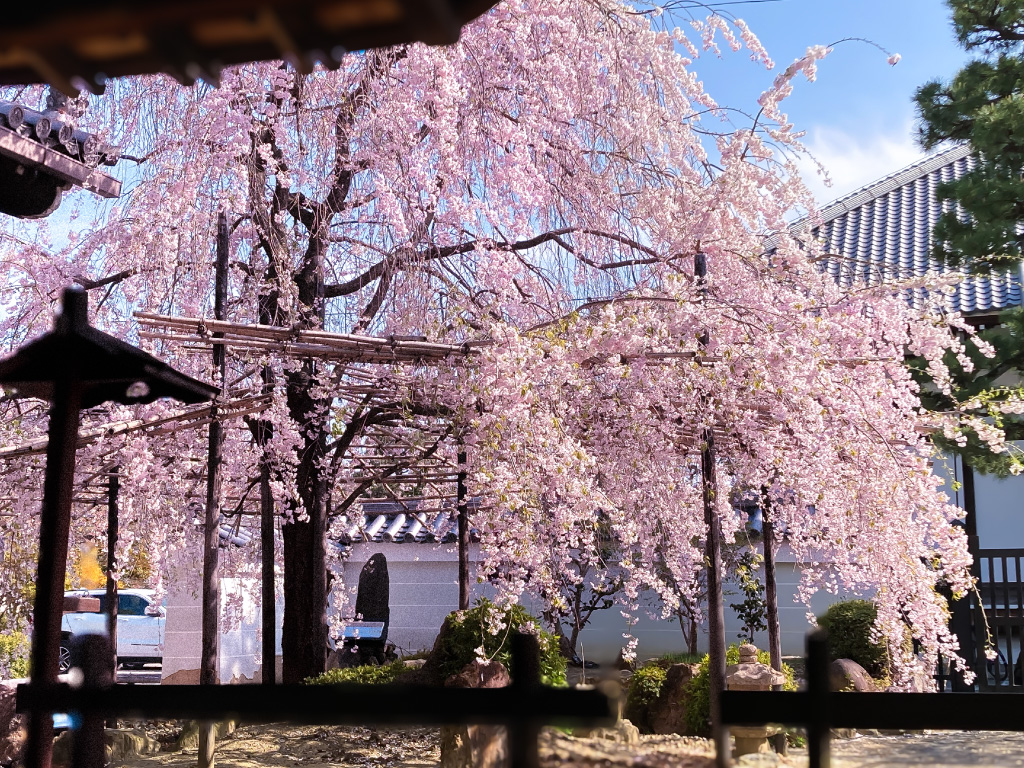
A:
722,629,1024,768
17,633,616,768
972,548,1024,690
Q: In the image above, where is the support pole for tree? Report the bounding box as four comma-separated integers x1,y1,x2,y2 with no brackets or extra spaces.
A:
24,376,82,768
260,457,275,685
105,467,120,720
200,212,229,767
695,252,730,768
762,503,785,754
457,447,469,611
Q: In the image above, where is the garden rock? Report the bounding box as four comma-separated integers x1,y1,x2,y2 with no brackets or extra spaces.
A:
52,728,160,765
173,720,237,752
829,659,876,692
445,659,510,689
441,660,510,768
572,718,639,744
341,554,391,667
0,680,25,766
650,663,699,735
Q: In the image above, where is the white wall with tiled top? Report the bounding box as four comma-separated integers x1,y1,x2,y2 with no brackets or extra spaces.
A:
341,541,854,662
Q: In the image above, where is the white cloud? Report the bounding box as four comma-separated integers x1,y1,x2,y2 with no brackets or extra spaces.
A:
794,121,925,206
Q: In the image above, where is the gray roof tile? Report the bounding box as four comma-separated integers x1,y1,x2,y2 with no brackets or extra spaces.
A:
808,144,1021,315
340,498,481,545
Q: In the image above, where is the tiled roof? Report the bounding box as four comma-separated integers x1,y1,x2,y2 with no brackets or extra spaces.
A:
806,144,1022,316
340,498,481,545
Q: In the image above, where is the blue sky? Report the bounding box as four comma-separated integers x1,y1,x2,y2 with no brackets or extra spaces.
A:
684,0,968,203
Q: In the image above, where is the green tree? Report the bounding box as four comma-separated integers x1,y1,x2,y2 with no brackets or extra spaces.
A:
908,308,1024,477
914,1,1024,478
916,0,1024,271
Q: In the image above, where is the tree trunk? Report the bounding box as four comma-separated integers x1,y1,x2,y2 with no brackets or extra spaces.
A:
762,509,786,754
457,448,469,610
281,362,329,683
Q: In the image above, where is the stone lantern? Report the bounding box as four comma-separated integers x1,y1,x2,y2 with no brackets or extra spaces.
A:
726,644,786,758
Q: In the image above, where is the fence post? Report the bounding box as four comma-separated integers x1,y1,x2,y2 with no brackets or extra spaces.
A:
806,629,830,768
71,634,114,768
509,633,541,768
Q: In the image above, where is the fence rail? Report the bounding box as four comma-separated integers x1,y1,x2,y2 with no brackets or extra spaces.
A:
973,548,1024,690
722,629,1024,768
17,633,617,768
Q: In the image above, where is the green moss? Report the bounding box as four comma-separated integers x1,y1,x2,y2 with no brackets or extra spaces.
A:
431,599,566,686
817,600,890,677
304,659,409,685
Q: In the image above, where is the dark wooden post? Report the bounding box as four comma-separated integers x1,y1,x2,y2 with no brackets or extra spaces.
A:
200,212,230,765
509,633,541,768
962,461,987,688
260,457,276,685
105,467,120,725
70,635,113,768
457,447,469,611
105,470,119,671
25,373,83,768
695,252,729,768
806,629,831,768
762,501,785,754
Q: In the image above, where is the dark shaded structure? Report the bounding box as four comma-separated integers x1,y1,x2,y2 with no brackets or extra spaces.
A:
0,1,500,95
0,287,216,768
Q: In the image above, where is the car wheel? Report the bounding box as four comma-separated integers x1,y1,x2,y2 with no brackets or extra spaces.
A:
57,642,72,673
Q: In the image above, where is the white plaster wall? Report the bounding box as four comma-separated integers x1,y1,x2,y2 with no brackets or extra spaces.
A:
567,562,850,662
161,576,282,684
973,443,1024,550
340,542,492,655
343,544,853,663
931,445,1024,550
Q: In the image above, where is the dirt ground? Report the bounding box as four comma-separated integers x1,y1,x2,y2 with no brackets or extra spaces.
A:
116,722,722,768
120,724,441,768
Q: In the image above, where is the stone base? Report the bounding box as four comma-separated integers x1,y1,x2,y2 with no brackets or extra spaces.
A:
440,725,508,768
732,726,781,759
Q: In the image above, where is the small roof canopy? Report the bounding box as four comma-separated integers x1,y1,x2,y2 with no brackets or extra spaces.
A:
0,287,217,408
0,1,500,95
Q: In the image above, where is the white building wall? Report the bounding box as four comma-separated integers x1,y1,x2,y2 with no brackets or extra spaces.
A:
161,577,282,685
931,445,1024,550
342,542,853,663
340,542,492,655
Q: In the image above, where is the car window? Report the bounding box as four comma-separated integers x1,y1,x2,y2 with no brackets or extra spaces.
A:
118,594,148,616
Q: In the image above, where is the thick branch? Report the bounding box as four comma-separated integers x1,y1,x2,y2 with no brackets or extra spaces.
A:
73,268,137,291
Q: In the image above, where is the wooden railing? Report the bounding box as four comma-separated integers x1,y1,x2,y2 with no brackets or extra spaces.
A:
723,629,1024,768
17,633,616,768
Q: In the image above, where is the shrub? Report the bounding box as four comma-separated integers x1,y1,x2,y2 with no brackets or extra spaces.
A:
684,644,796,737
623,665,667,732
304,659,408,685
430,599,566,686
817,600,889,677
0,631,29,679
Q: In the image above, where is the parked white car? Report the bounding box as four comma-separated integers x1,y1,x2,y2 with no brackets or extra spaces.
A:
60,589,165,672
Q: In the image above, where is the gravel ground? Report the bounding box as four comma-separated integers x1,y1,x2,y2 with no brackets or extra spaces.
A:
111,723,1024,768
